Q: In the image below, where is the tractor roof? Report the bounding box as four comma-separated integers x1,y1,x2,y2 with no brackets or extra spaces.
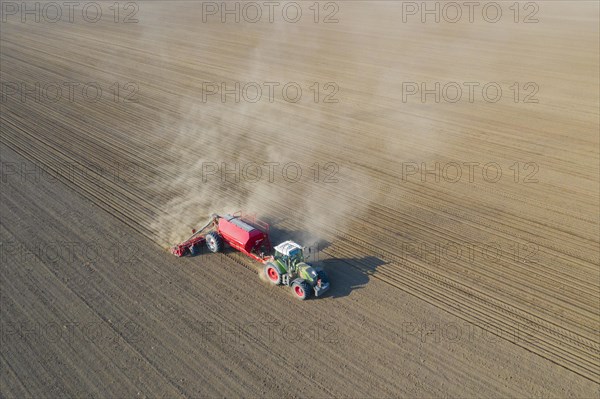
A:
274,240,302,256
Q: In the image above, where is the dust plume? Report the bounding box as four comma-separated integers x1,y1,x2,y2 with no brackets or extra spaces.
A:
140,7,391,247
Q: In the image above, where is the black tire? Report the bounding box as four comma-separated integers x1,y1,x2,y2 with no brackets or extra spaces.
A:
264,263,282,285
205,232,223,253
291,279,312,300
189,244,200,256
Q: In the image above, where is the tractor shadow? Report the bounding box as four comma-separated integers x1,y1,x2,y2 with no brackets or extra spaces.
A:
266,224,387,299
315,256,387,299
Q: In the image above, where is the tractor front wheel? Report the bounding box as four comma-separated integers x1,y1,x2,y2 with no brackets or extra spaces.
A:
291,280,311,300
205,232,223,253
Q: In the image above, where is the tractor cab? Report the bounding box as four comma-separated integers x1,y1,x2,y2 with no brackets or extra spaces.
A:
273,240,305,273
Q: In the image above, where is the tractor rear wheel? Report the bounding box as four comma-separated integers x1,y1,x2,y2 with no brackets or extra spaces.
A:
205,232,223,253
291,280,311,300
265,263,282,285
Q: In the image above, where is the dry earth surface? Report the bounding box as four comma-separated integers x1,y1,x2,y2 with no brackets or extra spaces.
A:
1,1,599,397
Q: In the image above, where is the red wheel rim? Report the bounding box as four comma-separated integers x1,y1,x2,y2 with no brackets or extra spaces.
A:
294,285,304,297
268,267,278,281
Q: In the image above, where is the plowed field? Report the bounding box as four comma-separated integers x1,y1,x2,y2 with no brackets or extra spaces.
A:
1,1,598,397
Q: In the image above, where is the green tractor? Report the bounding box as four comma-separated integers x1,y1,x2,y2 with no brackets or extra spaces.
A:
264,240,330,300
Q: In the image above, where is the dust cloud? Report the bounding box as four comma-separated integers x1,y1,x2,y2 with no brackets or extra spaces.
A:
144,16,380,247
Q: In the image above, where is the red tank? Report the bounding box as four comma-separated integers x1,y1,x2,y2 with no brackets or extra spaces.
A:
170,212,272,261
217,214,271,260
